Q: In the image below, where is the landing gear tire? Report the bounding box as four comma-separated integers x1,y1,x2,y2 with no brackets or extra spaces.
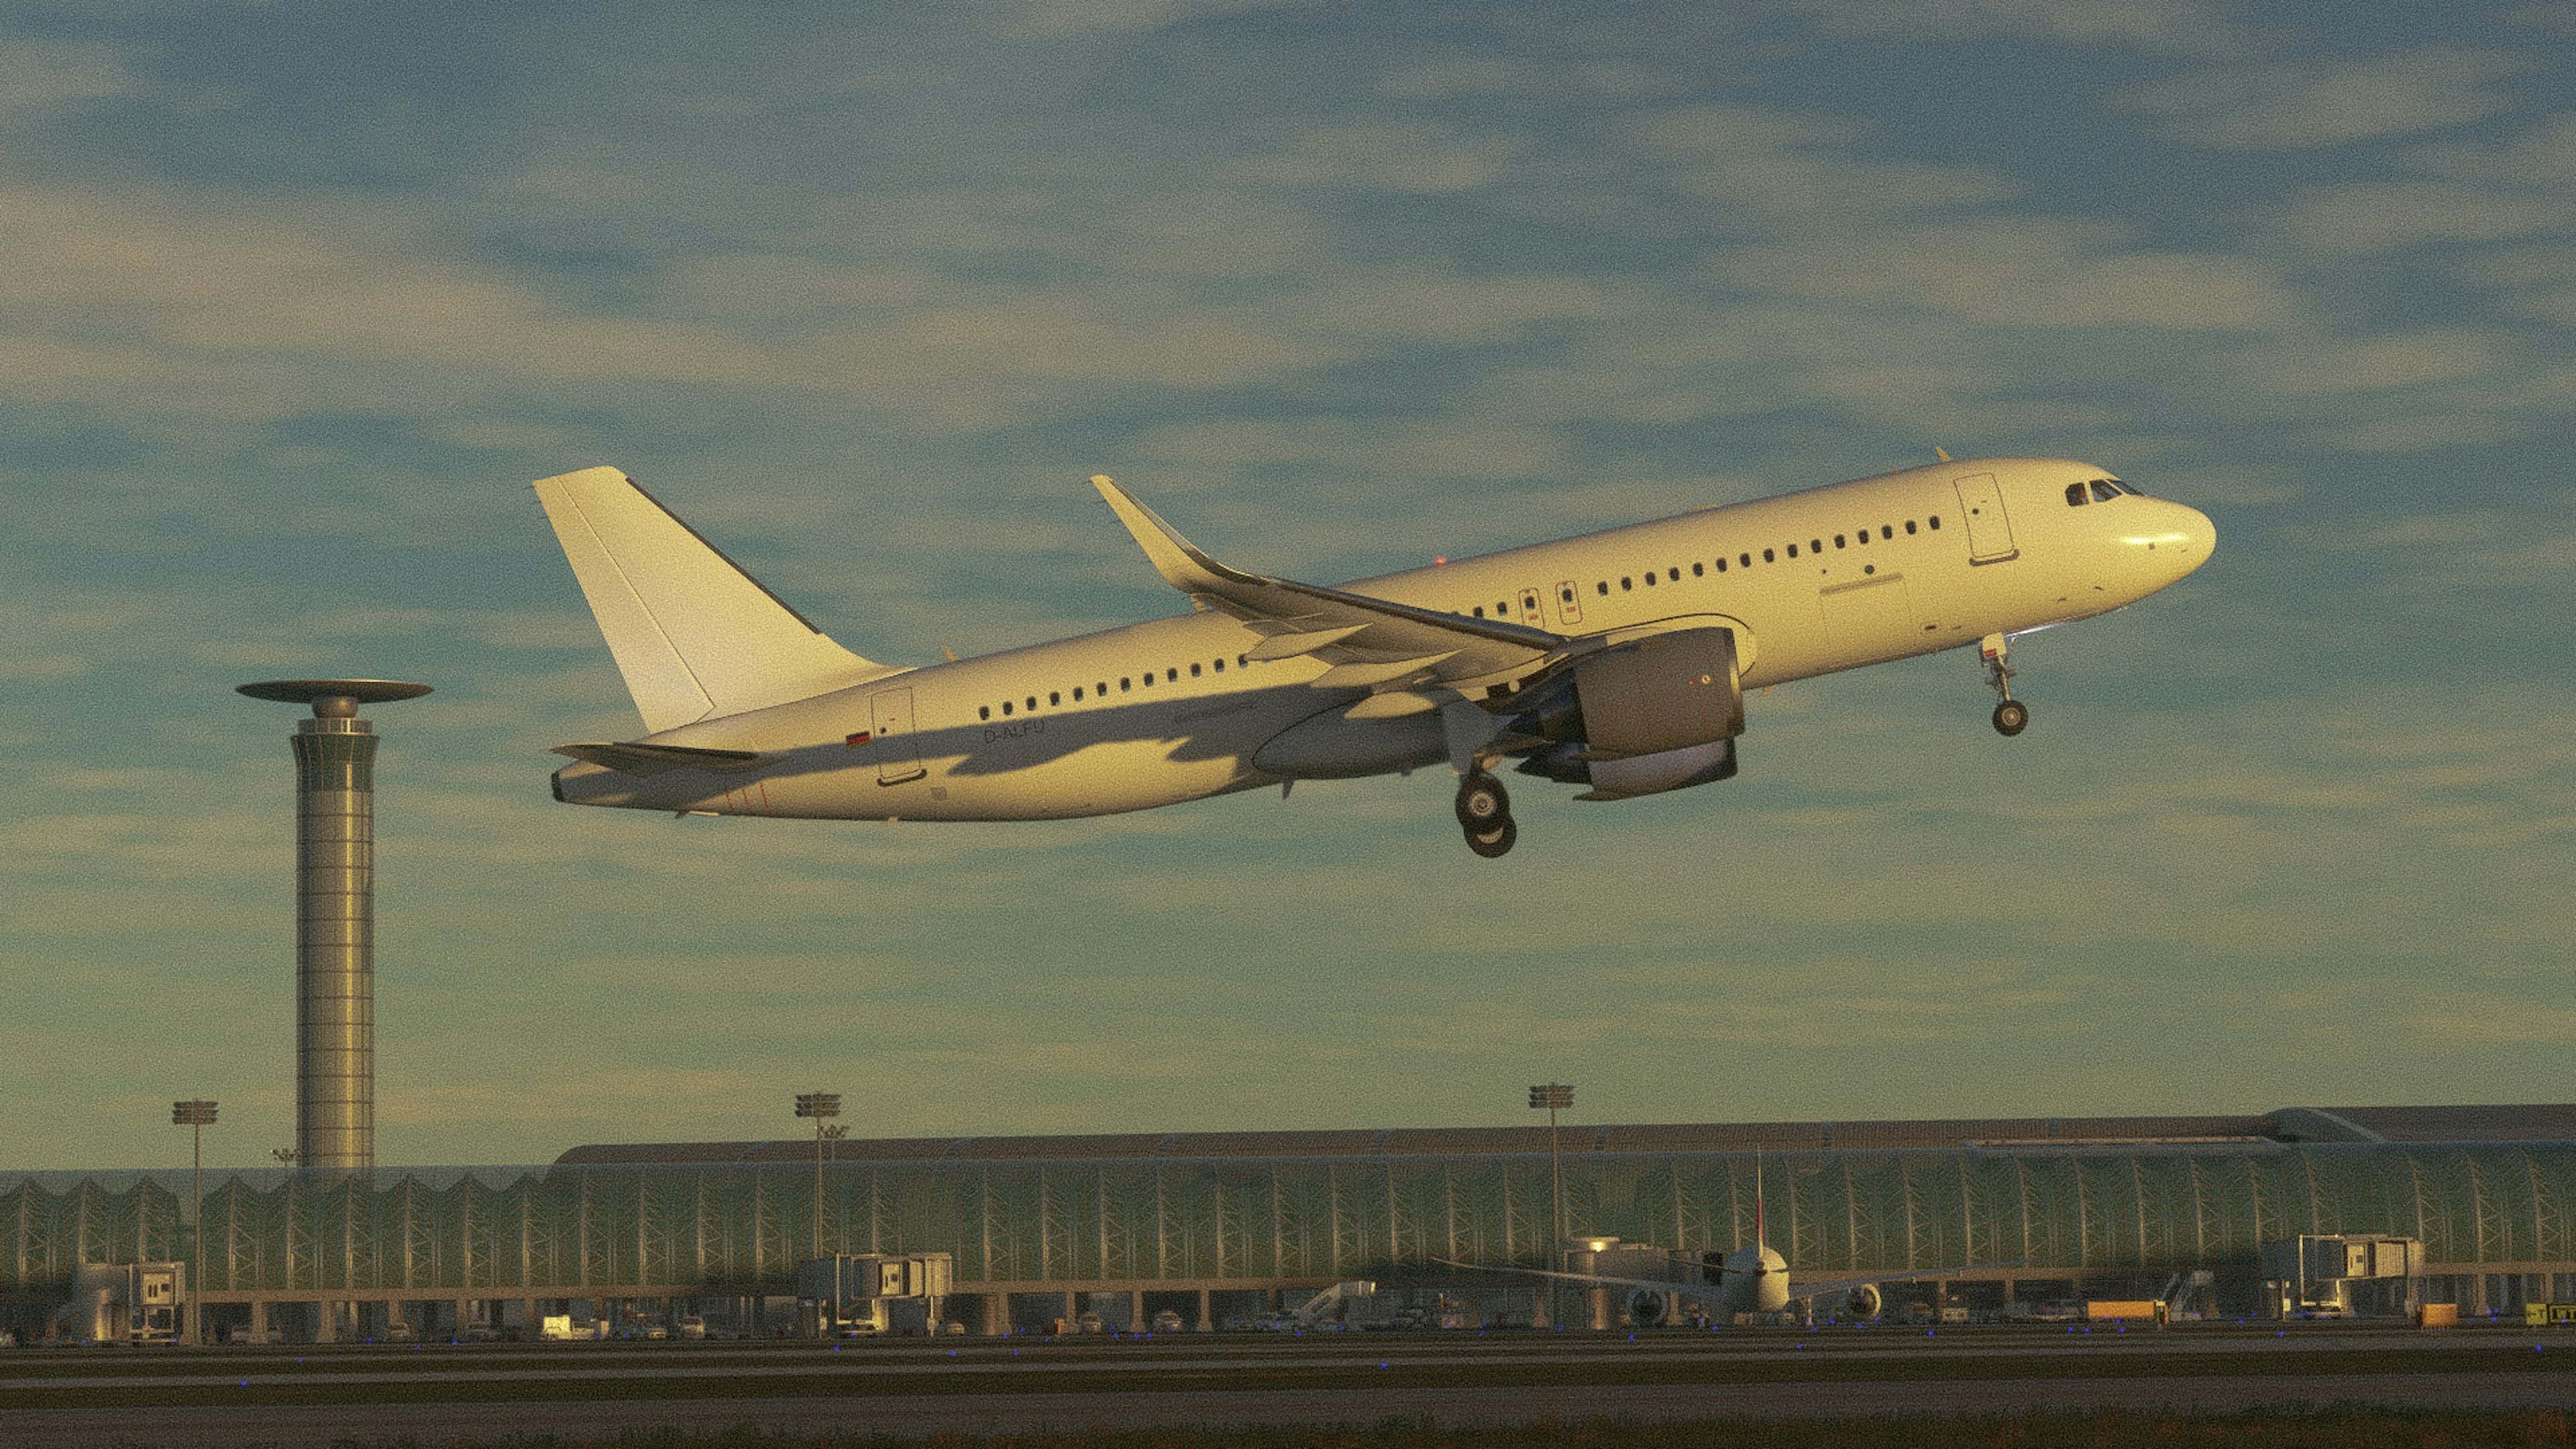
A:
1464,816,1518,858
1454,772,1510,828
1992,700,2030,737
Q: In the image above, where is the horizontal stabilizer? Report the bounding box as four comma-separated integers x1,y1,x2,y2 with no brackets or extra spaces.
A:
535,466,895,732
551,741,767,776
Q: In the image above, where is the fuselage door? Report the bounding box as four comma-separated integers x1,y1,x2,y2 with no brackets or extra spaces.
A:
1519,587,1544,628
1952,472,2019,563
870,688,927,786
1554,580,1584,627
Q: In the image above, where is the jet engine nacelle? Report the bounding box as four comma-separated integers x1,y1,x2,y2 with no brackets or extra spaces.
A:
1846,1283,1883,1320
1509,628,1746,799
1518,739,1737,799
1513,627,1746,757
1625,1289,1668,1327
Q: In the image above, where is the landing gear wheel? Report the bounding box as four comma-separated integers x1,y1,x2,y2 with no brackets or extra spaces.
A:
1979,632,2029,737
1464,817,1518,858
1454,772,1511,828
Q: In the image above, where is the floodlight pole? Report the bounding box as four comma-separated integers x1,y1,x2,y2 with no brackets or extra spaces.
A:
794,1093,843,1264
172,1100,217,1346
1529,1083,1572,1328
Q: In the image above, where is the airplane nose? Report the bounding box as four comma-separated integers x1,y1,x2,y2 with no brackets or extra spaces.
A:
2172,502,2216,574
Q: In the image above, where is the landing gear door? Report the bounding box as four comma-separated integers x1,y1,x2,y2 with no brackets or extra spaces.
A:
1952,472,2019,564
871,688,927,786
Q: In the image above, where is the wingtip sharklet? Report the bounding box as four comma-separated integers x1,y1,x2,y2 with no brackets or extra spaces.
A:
1089,474,1260,591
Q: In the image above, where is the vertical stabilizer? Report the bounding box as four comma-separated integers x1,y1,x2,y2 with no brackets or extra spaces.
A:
534,467,890,733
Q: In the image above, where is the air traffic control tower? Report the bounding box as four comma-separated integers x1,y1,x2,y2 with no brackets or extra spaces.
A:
237,679,432,1171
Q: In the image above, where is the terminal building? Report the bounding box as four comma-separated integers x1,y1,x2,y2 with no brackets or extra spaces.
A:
5,1104,2571,1341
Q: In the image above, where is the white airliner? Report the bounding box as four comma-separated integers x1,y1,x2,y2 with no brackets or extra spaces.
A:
1441,1160,2001,1324
535,456,2212,855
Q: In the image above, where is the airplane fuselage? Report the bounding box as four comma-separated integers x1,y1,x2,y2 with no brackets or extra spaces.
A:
551,457,2211,822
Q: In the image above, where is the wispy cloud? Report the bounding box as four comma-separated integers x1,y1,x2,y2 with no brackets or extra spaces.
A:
2117,48,2532,150
1774,0,2261,58
3,4,2571,1169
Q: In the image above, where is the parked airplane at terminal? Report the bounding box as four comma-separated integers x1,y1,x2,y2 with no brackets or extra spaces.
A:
535,457,2212,855
1442,1159,1990,1323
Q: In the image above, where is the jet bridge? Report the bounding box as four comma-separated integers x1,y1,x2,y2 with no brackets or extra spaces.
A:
796,1252,954,1337
2259,1234,2420,1319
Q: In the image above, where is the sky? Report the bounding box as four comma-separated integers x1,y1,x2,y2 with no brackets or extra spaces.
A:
4,1,2571,1171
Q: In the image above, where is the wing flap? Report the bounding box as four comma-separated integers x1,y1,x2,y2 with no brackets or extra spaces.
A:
1312,653,1460,689
1244,623,1373,661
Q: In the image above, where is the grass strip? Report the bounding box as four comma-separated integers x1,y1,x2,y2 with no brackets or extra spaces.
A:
73,1405,2574,1448
0,1343,2565,1411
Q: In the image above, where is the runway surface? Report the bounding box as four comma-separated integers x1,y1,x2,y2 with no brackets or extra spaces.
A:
2,1326,2570,1446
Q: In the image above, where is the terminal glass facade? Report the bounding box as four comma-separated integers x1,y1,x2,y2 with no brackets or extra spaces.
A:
5,1143,2573,1295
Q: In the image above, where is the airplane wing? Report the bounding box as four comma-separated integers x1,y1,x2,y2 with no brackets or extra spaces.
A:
1091,476,1570,691
1434,1256,2027,1307
1433,1258,1724,1300
1788,1259,2029,1305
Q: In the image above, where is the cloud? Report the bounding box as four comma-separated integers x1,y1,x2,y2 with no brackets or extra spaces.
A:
0,34,143,115
1375,56,1676,104
0,653,87,681
9,2,2576,1169
1228,121,1521,194
1130,415,1565,482
1633,105,2021,222
0,179,772,424
0,162,1631,441
2116,49,2531,150
2403,113,2576,187
2225,328,2506,396
2264,117,2576,256
1719,219,2300,331
992,0,1313,37
1772,0,2260,57
2275,180,2567,255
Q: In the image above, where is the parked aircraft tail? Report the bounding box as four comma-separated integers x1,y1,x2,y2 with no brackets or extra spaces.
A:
533,467,894,733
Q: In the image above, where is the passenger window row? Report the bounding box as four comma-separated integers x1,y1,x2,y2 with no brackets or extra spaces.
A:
977,502,1964,720
978,654,1254,721
1467,516,1942,616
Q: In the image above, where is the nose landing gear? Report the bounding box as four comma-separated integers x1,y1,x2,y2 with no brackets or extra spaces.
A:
1455,771,1517,857
1981,633,2029,737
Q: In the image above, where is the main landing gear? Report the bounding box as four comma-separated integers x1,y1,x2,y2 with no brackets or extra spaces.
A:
1981,632,2029,737
1455,771,1517,858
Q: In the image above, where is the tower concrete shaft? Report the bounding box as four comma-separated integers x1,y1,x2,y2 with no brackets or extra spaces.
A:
240,678,431,1174
293,711,378,1171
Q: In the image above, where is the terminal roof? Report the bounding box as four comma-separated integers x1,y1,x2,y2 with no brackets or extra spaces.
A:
553,1104,2576,1167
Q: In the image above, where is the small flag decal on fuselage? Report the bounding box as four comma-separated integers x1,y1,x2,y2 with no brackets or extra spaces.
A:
845,731,871,747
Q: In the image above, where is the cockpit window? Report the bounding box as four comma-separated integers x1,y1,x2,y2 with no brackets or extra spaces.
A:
2065,482,2088,507
2090,479,2123,503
